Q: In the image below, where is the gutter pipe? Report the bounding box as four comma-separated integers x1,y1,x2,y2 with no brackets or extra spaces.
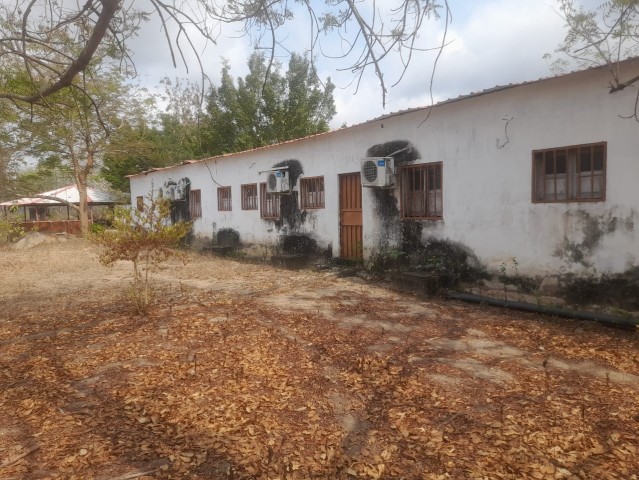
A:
444,290,638,331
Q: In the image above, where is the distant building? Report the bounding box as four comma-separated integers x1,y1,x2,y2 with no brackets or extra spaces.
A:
1,185,118,235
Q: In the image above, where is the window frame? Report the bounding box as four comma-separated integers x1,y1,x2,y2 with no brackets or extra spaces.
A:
217,186,232,211
241,183,258,210
189,189,202,219
259,182,281,219
532,141,606,204
300,176,325,210
399,162,443,220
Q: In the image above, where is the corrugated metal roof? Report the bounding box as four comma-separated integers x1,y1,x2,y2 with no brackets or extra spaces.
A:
127,57,639,179
0,185,117,206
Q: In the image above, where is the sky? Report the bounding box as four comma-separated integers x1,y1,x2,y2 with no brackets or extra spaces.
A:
128,0,571,129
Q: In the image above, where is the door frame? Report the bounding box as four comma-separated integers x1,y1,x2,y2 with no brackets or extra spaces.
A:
338,172,363,260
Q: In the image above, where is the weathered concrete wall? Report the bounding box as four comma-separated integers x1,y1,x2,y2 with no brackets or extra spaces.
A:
129,60,639,278
407,66,639,277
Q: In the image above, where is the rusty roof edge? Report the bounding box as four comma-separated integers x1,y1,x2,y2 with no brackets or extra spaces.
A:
126,57,639,179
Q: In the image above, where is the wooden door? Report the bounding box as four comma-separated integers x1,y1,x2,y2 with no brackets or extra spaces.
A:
339,173,363,259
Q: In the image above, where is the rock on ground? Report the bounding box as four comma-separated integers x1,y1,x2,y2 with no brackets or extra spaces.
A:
11,232,67,250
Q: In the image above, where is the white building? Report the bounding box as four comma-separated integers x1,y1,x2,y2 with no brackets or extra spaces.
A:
128,59,639,280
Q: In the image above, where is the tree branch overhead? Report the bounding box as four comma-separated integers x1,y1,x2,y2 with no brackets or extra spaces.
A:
1,0,447,109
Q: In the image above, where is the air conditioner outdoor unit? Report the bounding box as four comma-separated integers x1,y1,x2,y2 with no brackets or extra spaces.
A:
163,185,176,200
266,170,290,194
361,157,395,187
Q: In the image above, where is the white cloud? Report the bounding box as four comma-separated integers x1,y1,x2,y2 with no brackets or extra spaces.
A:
129,0,571,128
434,0,566,96
328,0,569,127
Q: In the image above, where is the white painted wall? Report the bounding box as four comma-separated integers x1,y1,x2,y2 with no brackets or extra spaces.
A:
129,60,639,277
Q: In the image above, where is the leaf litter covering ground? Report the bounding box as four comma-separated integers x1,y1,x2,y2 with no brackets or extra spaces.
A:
1,240,639,479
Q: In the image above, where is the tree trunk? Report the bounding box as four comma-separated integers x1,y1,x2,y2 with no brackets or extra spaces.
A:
73,147,95,238
76,173,90,237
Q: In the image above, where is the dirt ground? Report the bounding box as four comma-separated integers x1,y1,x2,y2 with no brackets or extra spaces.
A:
1,237,638,480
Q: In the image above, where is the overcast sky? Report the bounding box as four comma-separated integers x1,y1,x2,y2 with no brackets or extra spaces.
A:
129,0,571,128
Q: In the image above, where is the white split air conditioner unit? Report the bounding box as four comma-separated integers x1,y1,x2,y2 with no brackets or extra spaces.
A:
360,157,395,188
266,170,290,194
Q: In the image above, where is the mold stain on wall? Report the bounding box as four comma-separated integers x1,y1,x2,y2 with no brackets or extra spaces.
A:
554,210,635,268
268,159,306,231
268,159,320,256
217,228,240,247
365,140,421,250
361,141,488,286
400,221,487,286
559,267,639,311
162,177,191,224
280,234,318,255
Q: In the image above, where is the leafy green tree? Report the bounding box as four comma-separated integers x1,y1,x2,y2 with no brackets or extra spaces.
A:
0,144,19,202
158,78,209,160
21,71,147,235
0,97,25,201
203,51,336,156
93,191,191,314
12,156,74,196
101,124,172,193
280,54,336,139
101,79,208,192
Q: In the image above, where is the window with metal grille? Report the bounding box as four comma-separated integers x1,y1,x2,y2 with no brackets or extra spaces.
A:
136,196,144,212
400,162,443,219
189,189,202,219
260,182,280,219
300,176,325,209
533,142,606,203
217,186,231,211
241,184,258,210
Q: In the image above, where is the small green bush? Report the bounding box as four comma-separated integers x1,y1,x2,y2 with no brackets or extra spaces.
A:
90,223,106,234
92,192,191,314
0,208,25,243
